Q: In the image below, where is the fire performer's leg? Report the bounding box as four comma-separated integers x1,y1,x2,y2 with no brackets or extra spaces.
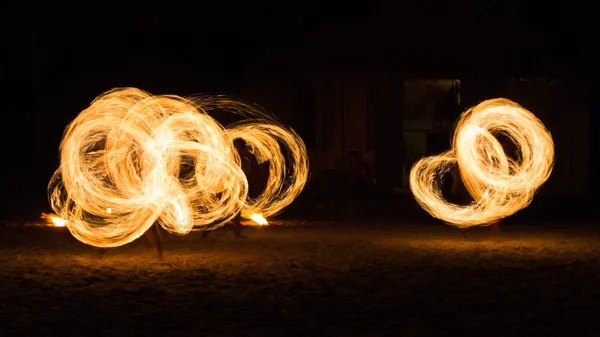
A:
490,221,501,240
145,222,164,261
460,227,469,240
233,212,246,238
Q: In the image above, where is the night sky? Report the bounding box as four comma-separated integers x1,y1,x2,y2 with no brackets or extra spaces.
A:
2,0,598,218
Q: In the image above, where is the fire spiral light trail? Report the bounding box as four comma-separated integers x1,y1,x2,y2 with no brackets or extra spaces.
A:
409,98,555,228
48,88,308,248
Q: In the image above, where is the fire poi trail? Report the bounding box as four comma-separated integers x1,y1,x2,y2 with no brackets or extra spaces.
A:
409,98,555,228
48,88,309,248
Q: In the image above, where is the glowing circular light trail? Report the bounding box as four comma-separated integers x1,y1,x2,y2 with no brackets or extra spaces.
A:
409,98,555,227
48,88,308,247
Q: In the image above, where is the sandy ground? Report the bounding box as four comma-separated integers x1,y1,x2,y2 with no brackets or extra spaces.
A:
1,219,600,336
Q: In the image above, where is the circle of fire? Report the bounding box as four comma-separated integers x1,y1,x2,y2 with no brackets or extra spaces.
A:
409,98,555,227
48,88,309,247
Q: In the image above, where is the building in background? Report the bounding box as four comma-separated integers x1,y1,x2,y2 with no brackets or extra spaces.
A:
237,2,591,198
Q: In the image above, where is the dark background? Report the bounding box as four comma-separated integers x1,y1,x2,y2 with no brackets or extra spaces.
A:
3,3,600,336
2,0,598,220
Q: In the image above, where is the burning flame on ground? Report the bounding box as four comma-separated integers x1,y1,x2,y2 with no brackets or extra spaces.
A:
41,212,269,227
41,213,68,227
248,213,268,226
47,88,308,248
409,98,554,228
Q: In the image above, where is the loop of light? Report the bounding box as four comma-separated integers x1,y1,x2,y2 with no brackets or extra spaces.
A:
48,88,309,248
409,98,555,227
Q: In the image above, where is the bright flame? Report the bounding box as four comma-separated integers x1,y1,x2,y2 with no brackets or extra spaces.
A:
47,88,308,248
249,213,268,226
41,212,69,227
409,98,554,228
